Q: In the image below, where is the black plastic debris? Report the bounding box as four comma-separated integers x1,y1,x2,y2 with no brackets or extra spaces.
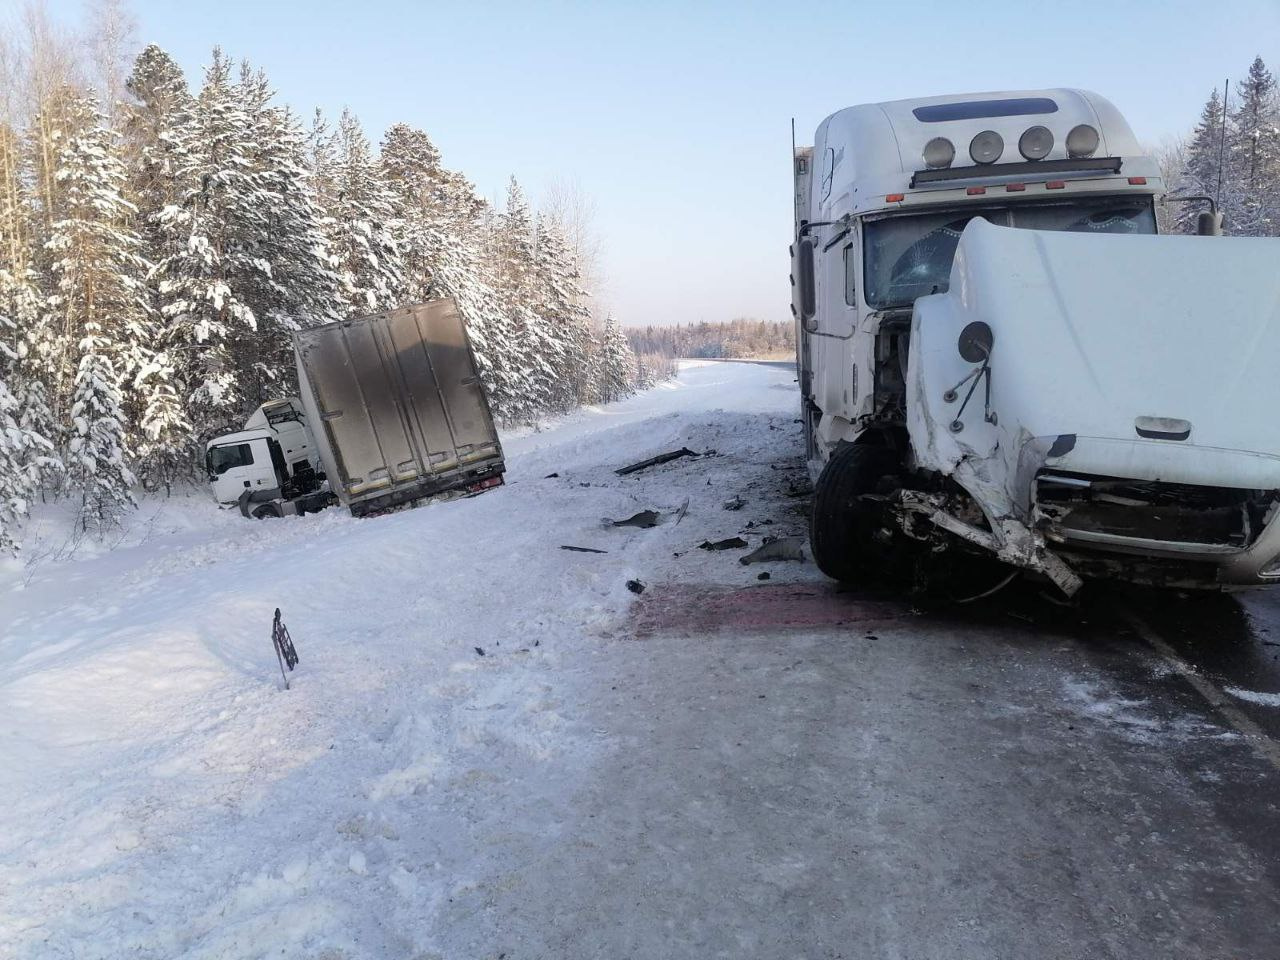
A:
757,571,771,581
699,537,748,551
561,545,608,554
544,472,560,479
607,509,660,528
615,448,700,476
626,579,646,594
739,536,806,565
474,646,485,657
723,495,746,511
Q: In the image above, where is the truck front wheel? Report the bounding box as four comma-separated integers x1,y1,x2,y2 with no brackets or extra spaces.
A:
810,443,904,584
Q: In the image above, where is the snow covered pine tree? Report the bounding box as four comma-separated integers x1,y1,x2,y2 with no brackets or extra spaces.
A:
43,92,143,531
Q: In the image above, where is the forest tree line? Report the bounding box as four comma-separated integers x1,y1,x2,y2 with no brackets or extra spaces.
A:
0,4,639,549
627,317,795,363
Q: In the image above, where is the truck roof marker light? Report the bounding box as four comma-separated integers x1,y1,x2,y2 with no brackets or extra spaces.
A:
1018,125,1054,160
1066,124,1100,159
969,130,1004,164
1046,180,1066,189
966,186,986,196
885,193,905,203
923,137,955,169
1128,176,1147,185
1005,183,1026,192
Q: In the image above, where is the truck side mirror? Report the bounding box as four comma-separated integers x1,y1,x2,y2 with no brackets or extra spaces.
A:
796,238,816,322
1197,211,1224,236
958,321,994,362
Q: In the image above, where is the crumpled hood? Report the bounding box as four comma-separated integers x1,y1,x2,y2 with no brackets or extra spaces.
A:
908,219,1280,507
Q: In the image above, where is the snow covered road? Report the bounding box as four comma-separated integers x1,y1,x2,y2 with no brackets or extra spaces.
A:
3,361,1280,958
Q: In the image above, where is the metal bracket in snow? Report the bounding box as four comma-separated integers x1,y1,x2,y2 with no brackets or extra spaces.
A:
272,608,299,690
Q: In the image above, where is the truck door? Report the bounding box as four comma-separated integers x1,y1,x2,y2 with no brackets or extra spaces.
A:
818,227,857,339
207,438,276,503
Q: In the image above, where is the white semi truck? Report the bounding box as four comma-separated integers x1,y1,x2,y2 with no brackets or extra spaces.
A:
792,89,1280,594
206,299,505,518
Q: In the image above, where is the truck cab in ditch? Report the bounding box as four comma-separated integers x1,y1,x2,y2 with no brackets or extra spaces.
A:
792,89,1280,594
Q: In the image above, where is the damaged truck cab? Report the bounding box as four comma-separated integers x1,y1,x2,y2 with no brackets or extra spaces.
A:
793,89,1280,594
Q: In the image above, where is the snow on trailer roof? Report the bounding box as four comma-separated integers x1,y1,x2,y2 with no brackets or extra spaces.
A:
807,89,1158,220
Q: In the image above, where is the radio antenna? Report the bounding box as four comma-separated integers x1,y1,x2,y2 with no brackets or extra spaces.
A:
1215,78,1229,208
791,118,798,234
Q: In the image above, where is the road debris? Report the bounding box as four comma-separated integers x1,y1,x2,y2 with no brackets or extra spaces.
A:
544,472,559,478
674,497,690,524
757,571,771,581
626,579,646,594
723,495,746,511
561,545,608,554
605,509,660,529
699,537,748,551
739,536,806,565
474,646,485,657
615,447,700,476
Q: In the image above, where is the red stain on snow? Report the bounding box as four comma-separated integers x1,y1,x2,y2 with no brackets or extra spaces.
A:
632,582,908,637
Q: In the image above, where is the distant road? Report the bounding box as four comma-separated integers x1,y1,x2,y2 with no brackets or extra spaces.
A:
678,357,794,370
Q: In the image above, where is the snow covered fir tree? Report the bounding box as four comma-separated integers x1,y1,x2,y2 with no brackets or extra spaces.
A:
1171,57,1280,237
0,35,639,549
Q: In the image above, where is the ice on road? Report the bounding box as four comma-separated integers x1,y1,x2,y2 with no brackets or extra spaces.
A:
3,361,1279,959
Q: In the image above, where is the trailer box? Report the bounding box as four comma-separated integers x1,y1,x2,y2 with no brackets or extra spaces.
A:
293,299,504,517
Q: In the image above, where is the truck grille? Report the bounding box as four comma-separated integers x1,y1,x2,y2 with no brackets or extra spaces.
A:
1035,471,1278,552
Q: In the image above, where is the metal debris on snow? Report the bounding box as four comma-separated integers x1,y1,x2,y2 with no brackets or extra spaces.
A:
699,537,749,551
674,497,690,524
561,545,608,554
605,509,661,529
722,495,746,511
614,448,700,476
739,536,807,565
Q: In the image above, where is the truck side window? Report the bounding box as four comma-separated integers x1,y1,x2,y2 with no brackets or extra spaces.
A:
208,443,253,475
843,243,857,306
820,148,834,201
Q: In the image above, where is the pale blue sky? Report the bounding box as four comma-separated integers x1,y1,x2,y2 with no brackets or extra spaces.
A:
32,0,1280,324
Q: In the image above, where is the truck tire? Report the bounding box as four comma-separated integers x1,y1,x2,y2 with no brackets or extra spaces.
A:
810,443,903,584
251,502,283,519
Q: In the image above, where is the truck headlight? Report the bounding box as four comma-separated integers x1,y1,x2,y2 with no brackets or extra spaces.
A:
969,130,1003,165
1018,125,1054,160
1066,124,1099,159
923,137,955,169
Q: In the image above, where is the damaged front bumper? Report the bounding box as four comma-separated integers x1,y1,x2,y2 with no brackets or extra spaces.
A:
897,489,1085,596
896,465,1280,596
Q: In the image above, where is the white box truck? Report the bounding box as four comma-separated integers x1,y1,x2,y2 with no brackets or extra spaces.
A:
792,88,1280,594
207,299,504,518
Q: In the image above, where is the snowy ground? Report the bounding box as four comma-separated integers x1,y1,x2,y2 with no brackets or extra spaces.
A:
0,361,809,958
4,361,1280,959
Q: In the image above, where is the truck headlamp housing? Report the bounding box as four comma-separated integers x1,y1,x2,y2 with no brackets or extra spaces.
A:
1018,125,1054,160
969,130,1004,165
1066,124,1100,159
923,137,955,169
